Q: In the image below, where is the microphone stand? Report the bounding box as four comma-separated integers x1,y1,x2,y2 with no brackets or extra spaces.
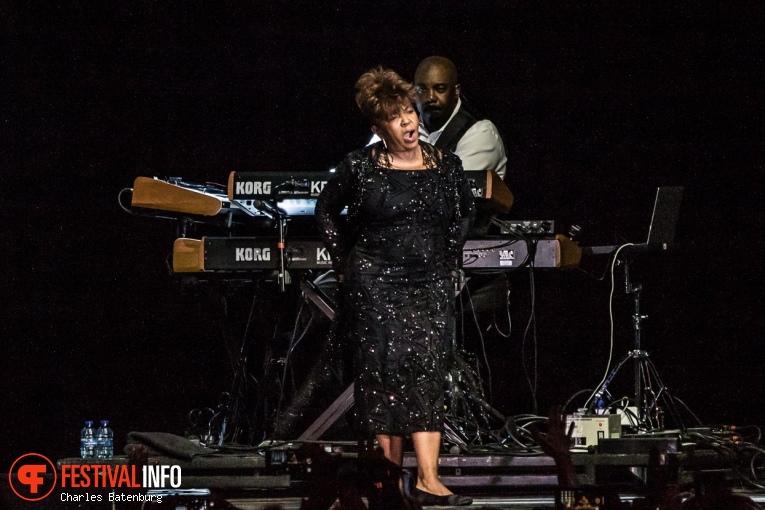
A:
246,198,290,293
210,199,290,447
276,207,288,293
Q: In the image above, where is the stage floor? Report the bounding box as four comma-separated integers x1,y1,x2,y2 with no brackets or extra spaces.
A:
192,493,765,510
45,439,765,509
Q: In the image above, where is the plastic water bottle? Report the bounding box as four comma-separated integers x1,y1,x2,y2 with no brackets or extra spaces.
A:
80,421,96,459
95,420,114,459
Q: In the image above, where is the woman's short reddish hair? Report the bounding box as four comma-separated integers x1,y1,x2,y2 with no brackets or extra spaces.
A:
354,66,417,125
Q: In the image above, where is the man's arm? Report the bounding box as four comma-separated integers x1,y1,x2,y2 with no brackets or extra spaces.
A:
454,120,507,179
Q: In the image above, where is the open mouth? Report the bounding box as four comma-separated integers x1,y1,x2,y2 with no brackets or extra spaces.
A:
403,129,417,143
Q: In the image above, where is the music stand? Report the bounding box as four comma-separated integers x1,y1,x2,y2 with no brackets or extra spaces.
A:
586,186,684,430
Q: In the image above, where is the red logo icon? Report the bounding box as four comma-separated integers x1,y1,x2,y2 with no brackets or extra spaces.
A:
8,453,57,501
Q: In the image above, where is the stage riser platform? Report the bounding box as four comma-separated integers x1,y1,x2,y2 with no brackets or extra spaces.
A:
55,448,725,491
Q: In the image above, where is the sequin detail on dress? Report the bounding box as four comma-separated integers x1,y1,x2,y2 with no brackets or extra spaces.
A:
315,141,475,436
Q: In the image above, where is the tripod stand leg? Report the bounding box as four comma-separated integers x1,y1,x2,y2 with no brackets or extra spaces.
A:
298,383,355,441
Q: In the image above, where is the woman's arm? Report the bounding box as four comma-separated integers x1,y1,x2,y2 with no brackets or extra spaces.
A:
315,158,355,276
445,155,476,267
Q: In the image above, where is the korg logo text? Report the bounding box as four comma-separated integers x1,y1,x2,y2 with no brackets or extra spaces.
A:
310,181,327,194
316,247,331,264
236,247,271,261
236,181,271,195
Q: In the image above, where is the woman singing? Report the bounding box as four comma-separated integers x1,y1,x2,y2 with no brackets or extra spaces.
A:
315,66,475,507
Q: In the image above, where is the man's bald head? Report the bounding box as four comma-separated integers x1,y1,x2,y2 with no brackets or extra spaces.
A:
414,56,461,132
414,56,459,86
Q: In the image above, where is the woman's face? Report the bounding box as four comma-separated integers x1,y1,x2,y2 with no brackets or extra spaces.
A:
373,102,419,152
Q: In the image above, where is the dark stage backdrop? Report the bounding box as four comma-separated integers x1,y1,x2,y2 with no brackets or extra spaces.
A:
2,2,761,469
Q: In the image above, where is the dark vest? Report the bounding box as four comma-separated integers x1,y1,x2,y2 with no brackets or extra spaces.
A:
433,105,479,153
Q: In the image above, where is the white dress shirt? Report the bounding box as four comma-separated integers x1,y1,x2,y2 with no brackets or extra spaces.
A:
419,98,507,179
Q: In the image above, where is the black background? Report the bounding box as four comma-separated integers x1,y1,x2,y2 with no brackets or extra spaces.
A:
2,1,762,469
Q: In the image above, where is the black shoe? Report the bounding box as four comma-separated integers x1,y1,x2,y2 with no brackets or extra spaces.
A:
413,487,473,506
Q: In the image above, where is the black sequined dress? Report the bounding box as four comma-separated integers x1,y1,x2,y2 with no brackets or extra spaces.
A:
315,142,475,436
